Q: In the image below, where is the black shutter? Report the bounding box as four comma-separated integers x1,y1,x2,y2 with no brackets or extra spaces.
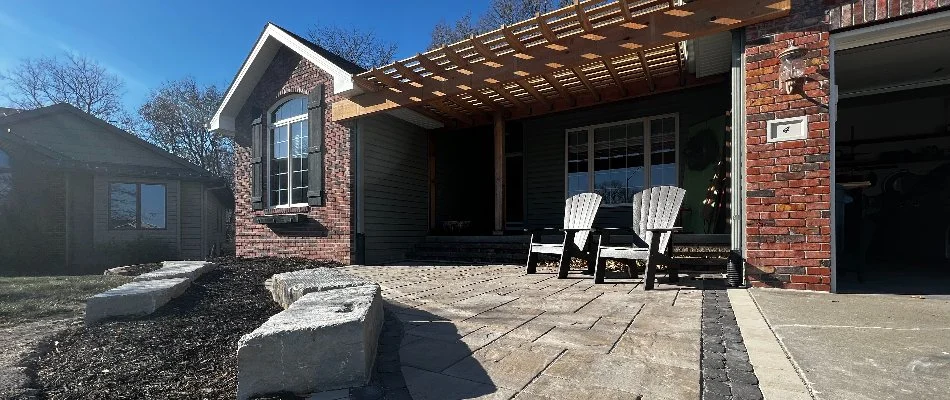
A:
250,114,265,210
307,84,325,206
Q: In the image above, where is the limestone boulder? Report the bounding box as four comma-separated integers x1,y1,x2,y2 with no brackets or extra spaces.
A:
237,284,384,400
267,268,373,309
85,278,190,325
133,261,215,282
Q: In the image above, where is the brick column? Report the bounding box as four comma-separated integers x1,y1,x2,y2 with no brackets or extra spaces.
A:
742,0,949,291
743,2,832,291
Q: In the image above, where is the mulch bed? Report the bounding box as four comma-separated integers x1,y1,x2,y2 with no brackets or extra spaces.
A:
27,257,341,399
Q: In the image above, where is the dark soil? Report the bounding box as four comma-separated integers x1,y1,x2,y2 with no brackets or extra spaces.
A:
27,257,341,399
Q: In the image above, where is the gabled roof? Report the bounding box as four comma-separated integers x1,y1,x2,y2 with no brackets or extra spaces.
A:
0,103,218,181
209,23,365,135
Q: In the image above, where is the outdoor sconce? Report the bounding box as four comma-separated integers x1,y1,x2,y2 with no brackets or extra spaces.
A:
778,46,807,95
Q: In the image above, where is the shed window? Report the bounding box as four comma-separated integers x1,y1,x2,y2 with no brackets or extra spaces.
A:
566,114,678,206
268,97,309,207
109,183,166,229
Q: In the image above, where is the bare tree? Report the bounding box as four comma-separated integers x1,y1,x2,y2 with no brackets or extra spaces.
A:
0,53,125,122
428,0,571,49
138,77,233,181
308,25,397,69
428,13,479,50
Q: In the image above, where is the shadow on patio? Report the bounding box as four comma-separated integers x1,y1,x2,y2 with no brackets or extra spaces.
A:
343,264,709,399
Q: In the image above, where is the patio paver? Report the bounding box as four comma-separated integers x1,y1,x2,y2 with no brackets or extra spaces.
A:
338,264,706,399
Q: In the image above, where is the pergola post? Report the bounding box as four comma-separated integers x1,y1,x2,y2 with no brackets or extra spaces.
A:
493,112,505,235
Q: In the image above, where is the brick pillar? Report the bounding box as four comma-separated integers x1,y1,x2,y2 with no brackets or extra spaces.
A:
743,1,832,291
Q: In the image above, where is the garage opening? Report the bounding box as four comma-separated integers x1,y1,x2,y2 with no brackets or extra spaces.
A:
834,29,950,294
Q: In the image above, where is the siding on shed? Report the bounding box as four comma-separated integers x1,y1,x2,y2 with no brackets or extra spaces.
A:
523,81,730,228
180,180,204,259
359,114,429,264
93,176,181,256
68,171,96,272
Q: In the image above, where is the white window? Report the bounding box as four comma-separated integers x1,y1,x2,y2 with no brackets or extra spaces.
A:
268,97,309,207
566,114,678,206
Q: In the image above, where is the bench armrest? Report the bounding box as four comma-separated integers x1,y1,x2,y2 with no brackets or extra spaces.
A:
646,227,683,232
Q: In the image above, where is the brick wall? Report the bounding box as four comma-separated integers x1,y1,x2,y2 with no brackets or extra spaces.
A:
743,0,948,291
828,0,950,29
232,47,353,263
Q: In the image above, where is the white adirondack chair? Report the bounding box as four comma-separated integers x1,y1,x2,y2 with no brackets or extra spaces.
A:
526,193,603,278
593,186,686,289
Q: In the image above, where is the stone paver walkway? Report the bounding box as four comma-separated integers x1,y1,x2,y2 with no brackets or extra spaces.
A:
338,265,705,400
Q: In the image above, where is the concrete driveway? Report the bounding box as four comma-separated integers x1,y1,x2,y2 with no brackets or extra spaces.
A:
341,265,705,400
749,289,950,400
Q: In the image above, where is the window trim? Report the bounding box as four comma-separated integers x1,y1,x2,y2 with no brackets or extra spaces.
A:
267,95,310,209
564,113,680,207
107,182,168,230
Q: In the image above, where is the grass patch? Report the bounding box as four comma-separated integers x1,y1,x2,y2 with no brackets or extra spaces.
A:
0,275,131,325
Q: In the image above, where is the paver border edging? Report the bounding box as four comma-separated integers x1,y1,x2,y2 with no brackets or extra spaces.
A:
728,288,813,400
700,282,764,400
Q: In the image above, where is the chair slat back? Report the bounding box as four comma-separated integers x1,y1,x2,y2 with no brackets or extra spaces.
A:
563,192,602,250
631,186,686,252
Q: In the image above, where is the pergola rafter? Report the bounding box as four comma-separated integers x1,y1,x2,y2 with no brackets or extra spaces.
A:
333,0,792,124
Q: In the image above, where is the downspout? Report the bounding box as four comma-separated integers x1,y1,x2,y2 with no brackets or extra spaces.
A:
352,119,365,265
730,28,747,284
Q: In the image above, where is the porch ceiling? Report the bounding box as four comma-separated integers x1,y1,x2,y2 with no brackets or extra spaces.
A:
332,0,791,127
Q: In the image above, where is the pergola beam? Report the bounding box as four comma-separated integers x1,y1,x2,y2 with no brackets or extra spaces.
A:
469,90,506,113
637,51,655,91
469,35,497,61
430,100,474,125
333,0,792,121
542,73,573,102
574,0,594,33
603,59,627,96
517,79,551,107
392,63,426,85
488,83,526,108
571,66,599,101
501,25,528,53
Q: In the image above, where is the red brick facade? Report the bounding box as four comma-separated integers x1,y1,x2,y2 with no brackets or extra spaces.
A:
232,47,353,263
743,0,948,290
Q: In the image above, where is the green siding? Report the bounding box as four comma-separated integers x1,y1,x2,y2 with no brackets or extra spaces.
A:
360,114,429,264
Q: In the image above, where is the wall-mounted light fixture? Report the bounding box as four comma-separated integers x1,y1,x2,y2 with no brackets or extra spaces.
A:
778,46,807,95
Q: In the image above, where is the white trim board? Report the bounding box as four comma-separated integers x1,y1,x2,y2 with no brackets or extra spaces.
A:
832,9,950,50
209,23,443,135
210,24,356,135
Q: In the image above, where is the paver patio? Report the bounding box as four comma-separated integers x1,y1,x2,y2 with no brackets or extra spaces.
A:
339,265,704,400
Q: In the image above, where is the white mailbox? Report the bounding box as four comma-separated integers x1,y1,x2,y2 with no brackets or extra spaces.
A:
766,116,808,142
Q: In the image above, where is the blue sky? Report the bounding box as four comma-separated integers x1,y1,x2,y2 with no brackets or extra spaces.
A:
0,0,489,111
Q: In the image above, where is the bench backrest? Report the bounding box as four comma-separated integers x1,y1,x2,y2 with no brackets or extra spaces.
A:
563,192,602,250
632,186,685,253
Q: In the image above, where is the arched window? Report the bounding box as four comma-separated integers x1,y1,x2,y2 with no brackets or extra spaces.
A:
268,97,309,207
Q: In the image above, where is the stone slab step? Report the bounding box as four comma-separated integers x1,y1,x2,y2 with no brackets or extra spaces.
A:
266,268,375,309
85,278,191,325
133,261,216,282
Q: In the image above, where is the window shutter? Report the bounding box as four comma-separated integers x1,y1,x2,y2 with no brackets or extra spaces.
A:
250,114,265,210
307,84,325,206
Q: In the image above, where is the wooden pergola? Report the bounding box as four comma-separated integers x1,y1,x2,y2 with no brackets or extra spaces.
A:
333,0,790,126
333,0,791,234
